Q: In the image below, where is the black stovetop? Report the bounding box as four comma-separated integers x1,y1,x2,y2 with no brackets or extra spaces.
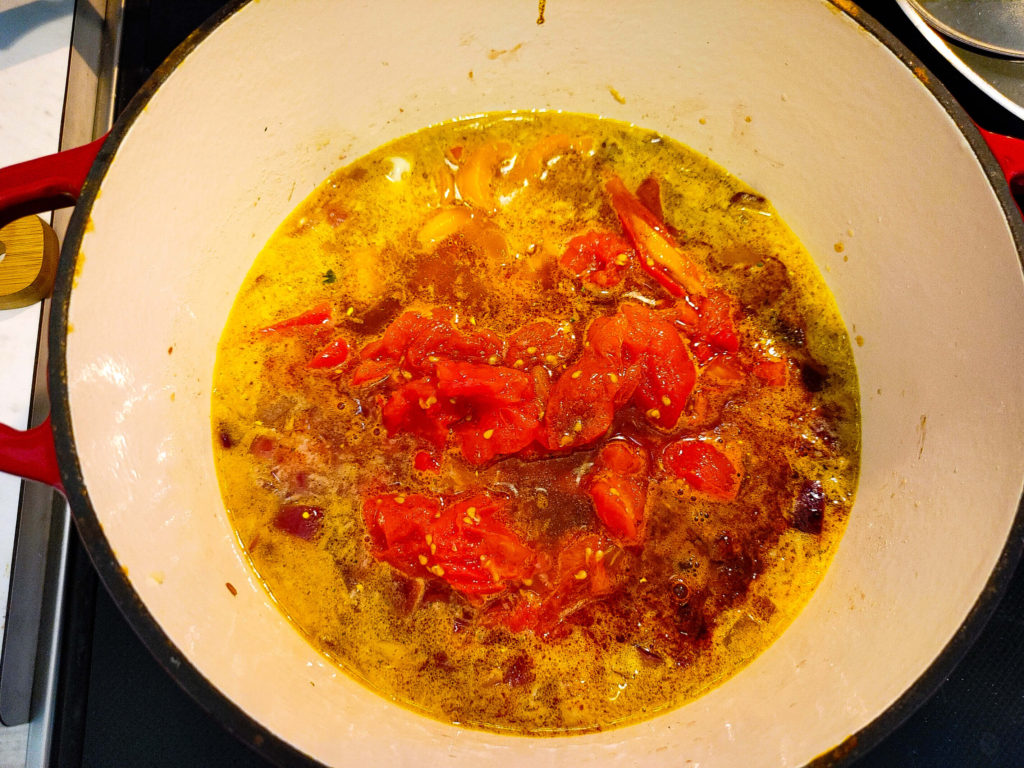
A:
48,2,1024,766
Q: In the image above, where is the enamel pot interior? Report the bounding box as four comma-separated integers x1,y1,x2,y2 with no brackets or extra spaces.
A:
52,0,1024,766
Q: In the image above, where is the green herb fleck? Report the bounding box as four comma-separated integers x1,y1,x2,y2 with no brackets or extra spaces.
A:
323,269,336,284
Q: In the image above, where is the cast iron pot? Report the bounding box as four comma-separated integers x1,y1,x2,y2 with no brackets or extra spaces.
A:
2,1,1024,765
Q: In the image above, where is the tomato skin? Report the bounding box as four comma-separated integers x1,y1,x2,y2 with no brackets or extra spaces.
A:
485,532,622,635
308,335,350,369
505,321,576,369
554,534,618,597
259,302,332,333
382,378,464,448
589,479,641,541
691,289,740,362
436,360,532,404
599,441,647,475
273,504,324,540
362,492,538,601
454,398,541,465
544,303,697,446
351,310,504,384
543,358,621,450
586,441,649,542
585,312,629,367
350,357,392,385
249,435,276,459
662,439,742,501
667,297,701,329
559,230,632,288
434,360,542,465
606,175,708,299
619,303,695,429
363,493,438,568
791,480,825,534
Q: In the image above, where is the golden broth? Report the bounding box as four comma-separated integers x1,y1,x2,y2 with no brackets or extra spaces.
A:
212,112,859,734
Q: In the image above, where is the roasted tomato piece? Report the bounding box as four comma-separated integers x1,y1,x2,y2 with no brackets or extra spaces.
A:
691,289,740,362
492,533,623,634
399,315,459,373
454,399,542,465
543,304,705,449
382,378,464,448
559,230,633,288
505,320,577,369
353,310,504,381
606,175,708,299
598,440,647,475
667,297,701,328
455,140,514,213
362,493,439,571
273,504,325,541
362,492,539,601
259,302,332,333
507,133,593,185
543,358,624,450
554,533,620,597
349,313,429,382
443,326,504,365
350,357,393,385
586,441,649,542
588,474,644,541
436,360,532,404
308,335,350,369
662,439,742,501
432,494,539,596
585,313,629,367
621,304,696,429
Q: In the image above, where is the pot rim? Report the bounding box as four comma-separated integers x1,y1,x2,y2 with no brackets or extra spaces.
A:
44,2,1024,766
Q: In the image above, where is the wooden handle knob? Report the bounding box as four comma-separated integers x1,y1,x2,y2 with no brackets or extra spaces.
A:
0,215,59,310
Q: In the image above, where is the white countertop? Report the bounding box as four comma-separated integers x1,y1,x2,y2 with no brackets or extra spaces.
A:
0,0,76,763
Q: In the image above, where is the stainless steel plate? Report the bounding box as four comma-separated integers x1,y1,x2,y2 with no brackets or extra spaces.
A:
898,0,1024,121
904,0,1024,58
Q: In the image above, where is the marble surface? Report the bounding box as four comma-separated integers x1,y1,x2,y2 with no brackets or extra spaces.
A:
0,0,75,764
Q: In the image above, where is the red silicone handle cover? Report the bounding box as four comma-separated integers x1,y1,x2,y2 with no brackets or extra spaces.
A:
0,135,105,229
977,126,1024,189
0,417,63,492
0,137,105,491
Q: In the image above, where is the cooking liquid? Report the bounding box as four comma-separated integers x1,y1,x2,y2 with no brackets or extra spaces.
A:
211,112,859,734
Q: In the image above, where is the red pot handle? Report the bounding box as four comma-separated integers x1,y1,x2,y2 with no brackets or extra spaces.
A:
0,135,106,230
0,417,63,493
0,138,105,492
977,126,1024,207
